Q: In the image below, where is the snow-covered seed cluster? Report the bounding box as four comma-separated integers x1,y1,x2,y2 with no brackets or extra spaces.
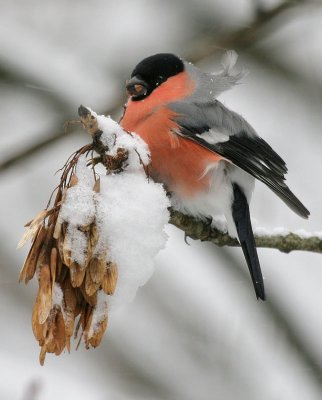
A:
19,173,118,365
19,107,170,365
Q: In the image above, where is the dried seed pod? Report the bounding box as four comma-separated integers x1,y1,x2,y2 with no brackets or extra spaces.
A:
63,233,72,267
54,308,66,356
89,257,106,285
43,311,56,354
56,231,65,263
82,228,92,268
89,223,99,251
87,317,108,348
56,254,63,281
69,174,79,187
43,220,55,248
102,262,118,295
39,344,47,366
19,225,46,284
53,218,62,240
35,245,48,274
32,297,44,342
37,264,52,324
50,247,57,293
80,280,98,306
85,268,100,297
18,209,48,248
70,261,86,287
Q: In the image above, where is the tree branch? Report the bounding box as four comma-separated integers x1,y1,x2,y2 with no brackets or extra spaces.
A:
170,209,322,254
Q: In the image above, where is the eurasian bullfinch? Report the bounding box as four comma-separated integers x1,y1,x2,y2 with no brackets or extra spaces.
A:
120,52,309,301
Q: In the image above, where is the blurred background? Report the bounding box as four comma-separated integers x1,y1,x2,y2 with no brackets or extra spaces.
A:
1,0,322,399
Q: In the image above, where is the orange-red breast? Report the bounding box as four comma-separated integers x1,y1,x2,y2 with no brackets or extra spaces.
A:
120,52,309,300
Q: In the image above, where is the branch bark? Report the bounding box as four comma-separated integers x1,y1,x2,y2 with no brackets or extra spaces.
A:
170,209,322,254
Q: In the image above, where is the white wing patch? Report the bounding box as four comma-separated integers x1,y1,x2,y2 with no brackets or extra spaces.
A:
196,129,230,145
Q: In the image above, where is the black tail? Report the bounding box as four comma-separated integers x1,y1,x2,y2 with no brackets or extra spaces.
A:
232,184,265,300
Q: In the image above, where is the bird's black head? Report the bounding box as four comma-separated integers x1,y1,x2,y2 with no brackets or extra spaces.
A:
126,53,184,101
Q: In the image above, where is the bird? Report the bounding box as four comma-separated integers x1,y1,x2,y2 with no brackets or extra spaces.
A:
120,52,310,301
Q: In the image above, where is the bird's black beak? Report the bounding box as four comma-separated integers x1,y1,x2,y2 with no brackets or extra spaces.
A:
126,76,148,98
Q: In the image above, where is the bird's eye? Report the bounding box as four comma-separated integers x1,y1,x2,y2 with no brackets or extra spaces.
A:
126,81,148,98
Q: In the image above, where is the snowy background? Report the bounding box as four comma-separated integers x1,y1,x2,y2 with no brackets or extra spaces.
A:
1,0,322,399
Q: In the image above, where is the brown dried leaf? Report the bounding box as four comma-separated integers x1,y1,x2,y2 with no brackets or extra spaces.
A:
18,209,48,248
35,246,48,274
38,264,52,324
69,174,79,187
50,247,57,293
53,218,62,240
80,280,97,306
63,233,72,267
56,254,63,280
88,317,108,348
85,269,100,297
89,223,99,252
39,346,47,366
43,220,55,248
56,234,65,265
89,257,106,284
81,229,92,268
19,225,46,284
32,296,44,342
62,280,77,337
70,262,85,287
54,308,66,356
102,263,118,295
44,321,56,354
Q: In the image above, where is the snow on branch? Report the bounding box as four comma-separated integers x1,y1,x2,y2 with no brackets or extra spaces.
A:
170,210,322,254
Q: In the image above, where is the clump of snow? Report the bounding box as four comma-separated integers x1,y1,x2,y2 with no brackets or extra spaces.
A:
96,170,170,309
65,225,89,267
59,110,170,311
59,156,96,227
57,156,96,267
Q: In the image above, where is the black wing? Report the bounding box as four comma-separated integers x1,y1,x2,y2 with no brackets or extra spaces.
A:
171,100,310,218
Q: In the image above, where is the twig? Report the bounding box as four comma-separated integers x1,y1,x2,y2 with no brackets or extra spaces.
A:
170,209,322,254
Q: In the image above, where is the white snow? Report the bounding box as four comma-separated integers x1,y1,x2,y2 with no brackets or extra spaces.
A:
254,226,322,240
96,170,170,310
59,111,170,310
58,156,96,227
65,225,89,267
254,226,290,237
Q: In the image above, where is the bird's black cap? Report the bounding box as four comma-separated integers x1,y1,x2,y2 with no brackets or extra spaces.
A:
128,53,184,99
